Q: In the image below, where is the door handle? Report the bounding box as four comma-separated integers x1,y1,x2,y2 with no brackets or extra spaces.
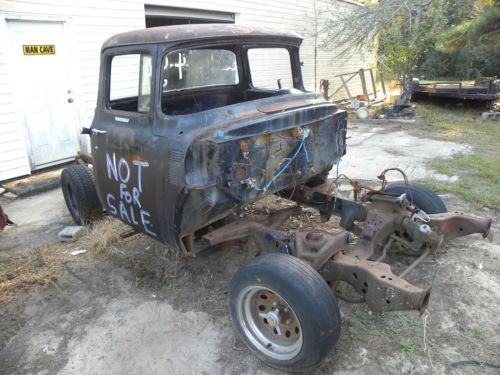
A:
81,127,107,136
67,98,74,103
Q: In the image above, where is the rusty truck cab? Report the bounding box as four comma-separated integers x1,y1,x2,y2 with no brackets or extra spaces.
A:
89,24,347,253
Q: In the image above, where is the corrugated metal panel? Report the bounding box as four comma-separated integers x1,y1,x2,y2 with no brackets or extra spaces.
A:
0,0,372,180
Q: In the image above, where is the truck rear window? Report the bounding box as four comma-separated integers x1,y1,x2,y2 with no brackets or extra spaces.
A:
247,48,293,89
162,49,239,92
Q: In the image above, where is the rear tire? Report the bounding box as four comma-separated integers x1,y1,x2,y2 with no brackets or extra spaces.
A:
384,182,447,214
61,164,103,225
229,253,341,372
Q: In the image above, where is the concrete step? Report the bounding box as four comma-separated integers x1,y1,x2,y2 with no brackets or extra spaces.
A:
482,111,500,121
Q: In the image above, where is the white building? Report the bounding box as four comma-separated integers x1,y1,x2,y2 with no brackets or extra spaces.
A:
0,0,370,182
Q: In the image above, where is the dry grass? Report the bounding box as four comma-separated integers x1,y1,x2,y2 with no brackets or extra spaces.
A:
0,217,124,302
86,217,125,258
0,243,69,302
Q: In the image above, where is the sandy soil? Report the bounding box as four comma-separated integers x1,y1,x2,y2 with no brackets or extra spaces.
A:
338,123,471,181
0,122,498,375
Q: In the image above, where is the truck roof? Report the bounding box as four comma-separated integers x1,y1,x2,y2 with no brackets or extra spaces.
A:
102,24,303,49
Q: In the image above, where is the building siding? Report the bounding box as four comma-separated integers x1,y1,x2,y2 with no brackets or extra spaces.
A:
0,29,31,181
0,0,372,182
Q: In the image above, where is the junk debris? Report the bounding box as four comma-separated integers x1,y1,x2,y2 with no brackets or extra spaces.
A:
411,77,499,109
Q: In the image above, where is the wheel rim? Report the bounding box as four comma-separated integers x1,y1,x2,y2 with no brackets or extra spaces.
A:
237,286,303,360
65,182,79,217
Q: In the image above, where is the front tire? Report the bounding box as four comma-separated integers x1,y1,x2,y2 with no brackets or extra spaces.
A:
61,164,103,225
229,253,341,372
384,182,447,214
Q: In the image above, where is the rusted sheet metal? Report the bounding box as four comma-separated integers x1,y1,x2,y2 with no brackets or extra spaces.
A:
213,113,346,203
102,24,302,50
320,254,431,313
256,97,316,113
91,27,347,252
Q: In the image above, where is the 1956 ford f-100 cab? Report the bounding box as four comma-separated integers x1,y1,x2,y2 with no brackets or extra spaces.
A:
60,24,491,372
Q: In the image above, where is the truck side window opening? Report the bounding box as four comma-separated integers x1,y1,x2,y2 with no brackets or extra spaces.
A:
247,48,293,90
109,54,151,113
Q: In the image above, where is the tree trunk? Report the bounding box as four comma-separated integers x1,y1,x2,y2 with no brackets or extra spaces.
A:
396,76,412,106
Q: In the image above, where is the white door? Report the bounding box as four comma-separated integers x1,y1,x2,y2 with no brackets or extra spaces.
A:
7,20,79,169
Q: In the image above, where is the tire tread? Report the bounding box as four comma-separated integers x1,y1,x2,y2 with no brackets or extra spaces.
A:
229,253,341,371
384,182,447,214
61,164,102,224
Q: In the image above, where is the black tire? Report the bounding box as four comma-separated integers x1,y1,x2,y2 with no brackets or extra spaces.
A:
384,182,447,214
229,253,341,372
61,165,103,225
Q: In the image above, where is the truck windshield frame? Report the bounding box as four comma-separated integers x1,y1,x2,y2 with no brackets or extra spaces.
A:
162,47,239,93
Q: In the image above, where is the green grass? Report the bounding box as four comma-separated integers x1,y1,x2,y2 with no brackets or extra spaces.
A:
417,103,500,152
470,327,482,335
400,339,415,356
384,325,401,335
416,103,500,209
425,154,500,209
347,326,356,338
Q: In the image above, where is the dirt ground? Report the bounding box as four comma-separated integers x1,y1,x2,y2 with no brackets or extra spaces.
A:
0,122,498,375
0,189,73,258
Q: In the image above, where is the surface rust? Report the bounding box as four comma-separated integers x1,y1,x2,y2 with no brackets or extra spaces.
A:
428,212,492,242
83,25,493,319
320,254,431,313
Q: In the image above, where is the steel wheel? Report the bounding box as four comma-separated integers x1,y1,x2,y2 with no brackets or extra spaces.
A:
237,286,303,360
229,253,341,371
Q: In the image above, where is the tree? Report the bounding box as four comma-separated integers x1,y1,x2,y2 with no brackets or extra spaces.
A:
434,4,500,79
321,0,446,105
415,0,499,80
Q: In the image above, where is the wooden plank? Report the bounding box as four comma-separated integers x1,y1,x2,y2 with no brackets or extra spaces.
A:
369,69,377,98
340,76,353,101
359,69,370,105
